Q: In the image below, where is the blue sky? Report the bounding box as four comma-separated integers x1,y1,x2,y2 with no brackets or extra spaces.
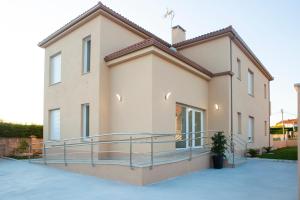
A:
0,0,299,124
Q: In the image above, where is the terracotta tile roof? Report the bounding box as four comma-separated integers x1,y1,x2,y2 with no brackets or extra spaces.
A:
172,26,232,48
276,119,298,125
104,38,214,77
38,2,170,47
173,26,274,81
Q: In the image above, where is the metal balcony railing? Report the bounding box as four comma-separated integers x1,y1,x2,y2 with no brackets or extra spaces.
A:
28,131,247,169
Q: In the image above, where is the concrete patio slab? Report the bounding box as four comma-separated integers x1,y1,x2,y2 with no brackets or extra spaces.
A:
0,158,297,200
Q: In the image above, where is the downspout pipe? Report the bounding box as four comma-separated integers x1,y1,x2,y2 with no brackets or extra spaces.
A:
229,37,234,168
230,38,233,141
268,81,271,147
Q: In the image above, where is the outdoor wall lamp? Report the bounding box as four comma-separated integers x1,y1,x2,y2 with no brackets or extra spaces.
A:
165,92,172,100
116,94,122,102
214,104,220,110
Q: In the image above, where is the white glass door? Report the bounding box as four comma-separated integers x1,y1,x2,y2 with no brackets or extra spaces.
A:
176,105,204,149
187,109,204,148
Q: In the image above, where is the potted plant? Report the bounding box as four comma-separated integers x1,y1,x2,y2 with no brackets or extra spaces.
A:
211,132,227,169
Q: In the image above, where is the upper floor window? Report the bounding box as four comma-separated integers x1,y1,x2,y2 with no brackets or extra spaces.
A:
248,69,254,96
83,36,91,74
264,84,267,99
237,58,241,80
50,53,61,85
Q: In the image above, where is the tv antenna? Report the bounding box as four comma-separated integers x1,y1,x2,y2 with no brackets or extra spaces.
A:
163,8,175,28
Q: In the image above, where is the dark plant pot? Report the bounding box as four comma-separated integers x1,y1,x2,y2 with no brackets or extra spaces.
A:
212,155,224,169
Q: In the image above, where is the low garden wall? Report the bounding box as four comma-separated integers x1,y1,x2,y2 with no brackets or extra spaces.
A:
0,122,43,157
0,136,43,157
272,139,297,149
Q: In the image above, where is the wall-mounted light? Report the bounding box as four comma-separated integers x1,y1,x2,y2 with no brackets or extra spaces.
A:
214,104,220,110
116,94,122,102
165,92,172,100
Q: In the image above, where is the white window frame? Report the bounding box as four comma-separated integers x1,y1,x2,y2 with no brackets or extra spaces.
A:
82,103,90,139
82,36,91,74
49,52,61,85
248,69,254,96
49,109,60,141
237,112,242,134
248,116,254,143
237,58,241,80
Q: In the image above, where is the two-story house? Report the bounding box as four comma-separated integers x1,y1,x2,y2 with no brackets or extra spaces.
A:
38,2,273,184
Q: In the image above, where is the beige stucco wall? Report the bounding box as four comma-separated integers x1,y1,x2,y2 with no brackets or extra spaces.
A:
178,36,270,148
178,37,231,73
108,53,209,153
43,14,144,142
151,55,208,133
109,55,153,133
207,76,231,134
43,16,102,141
231,41,270,148
99,16,144,133
178,36,232,136
43,12,270,153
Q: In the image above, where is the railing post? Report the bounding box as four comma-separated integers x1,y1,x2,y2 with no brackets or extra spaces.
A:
63,140,67,166
90,137,94,167
189,132,192,161
43,143,47,165
129,136,133,169
150,136,153,169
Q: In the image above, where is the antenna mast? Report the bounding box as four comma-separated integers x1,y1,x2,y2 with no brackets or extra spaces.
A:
164,8,175,28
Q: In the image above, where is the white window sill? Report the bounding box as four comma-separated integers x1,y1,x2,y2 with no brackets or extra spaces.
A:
49,82,62,87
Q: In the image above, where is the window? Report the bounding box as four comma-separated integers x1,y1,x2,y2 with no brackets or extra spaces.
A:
237,58,241,80
248,116,254,143
49,109,60,140
237,112,242,134
175,104,204,148
50,53,61,85
264,84,267,99
264,121,267,136
248,70,254,96
83,36,91,73
82,104,90,138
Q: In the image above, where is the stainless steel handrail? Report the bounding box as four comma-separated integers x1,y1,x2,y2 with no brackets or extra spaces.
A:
30,131,233,169
31,130,221,145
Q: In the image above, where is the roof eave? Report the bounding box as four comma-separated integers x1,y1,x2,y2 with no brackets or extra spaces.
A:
173,26,274,81
38,2,170,48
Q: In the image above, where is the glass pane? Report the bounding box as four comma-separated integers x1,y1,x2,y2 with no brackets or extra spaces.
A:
83,37,91,73
195,111,201,146
50,54,61,84
176,105,186,148
188,109,193,147
86,105,90,137
50,109,60,140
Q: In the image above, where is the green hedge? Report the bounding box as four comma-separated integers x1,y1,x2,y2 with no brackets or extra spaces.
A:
0,122,43,138
270,127,298,134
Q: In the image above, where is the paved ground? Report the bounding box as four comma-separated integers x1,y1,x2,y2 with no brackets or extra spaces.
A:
0,158,297,200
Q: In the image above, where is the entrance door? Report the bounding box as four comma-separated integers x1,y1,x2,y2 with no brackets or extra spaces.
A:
176,105,204,149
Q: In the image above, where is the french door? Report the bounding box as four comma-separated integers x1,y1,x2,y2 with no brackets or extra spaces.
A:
176,105,204,149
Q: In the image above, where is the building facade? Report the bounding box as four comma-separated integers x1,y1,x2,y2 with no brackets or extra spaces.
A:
40,2,273,157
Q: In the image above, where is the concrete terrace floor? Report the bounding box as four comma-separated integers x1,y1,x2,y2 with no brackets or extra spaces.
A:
0,158,297,200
